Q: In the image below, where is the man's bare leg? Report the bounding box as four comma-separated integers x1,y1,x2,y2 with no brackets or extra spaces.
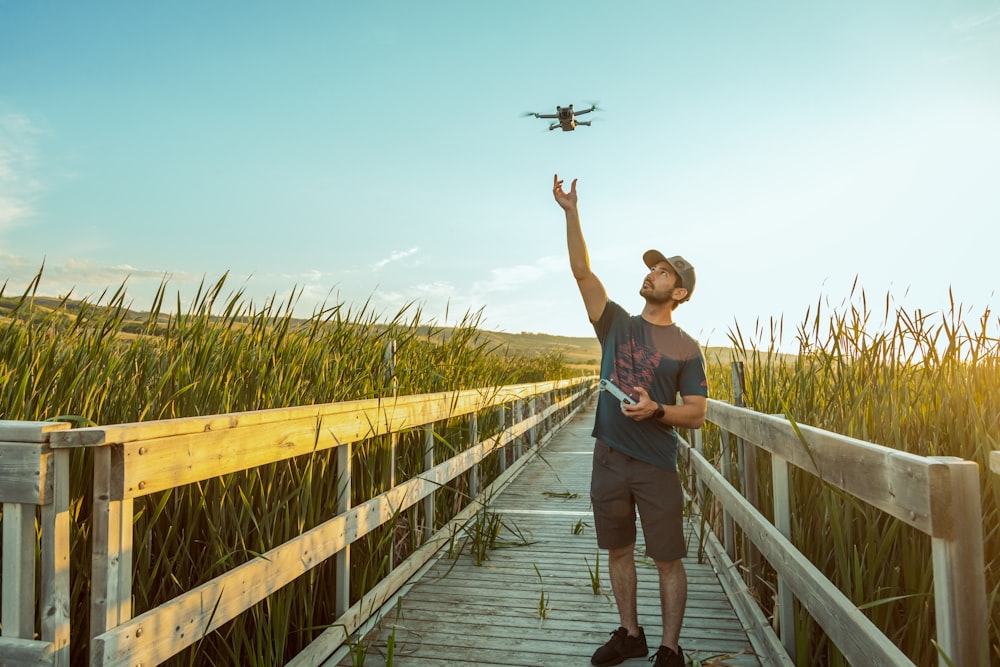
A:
655,558,687,650
608,544,640,635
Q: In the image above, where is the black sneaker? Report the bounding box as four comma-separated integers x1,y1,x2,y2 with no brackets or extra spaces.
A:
591,626,649,666
649,644,685,667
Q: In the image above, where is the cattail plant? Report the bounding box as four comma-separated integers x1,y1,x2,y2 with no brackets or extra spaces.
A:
0,267,571,665
702,284,1000,666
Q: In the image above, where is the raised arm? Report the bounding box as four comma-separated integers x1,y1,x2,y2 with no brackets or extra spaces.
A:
553,174,607,323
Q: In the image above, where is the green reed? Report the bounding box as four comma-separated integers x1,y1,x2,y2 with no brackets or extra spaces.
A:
0,268,570,666
706,286,1000,666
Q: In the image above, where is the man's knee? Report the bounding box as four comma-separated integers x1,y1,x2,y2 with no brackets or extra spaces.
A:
654,558,684,575
607,544,635,561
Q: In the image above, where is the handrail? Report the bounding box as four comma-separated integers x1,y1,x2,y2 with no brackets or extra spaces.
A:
17,377,595,666
680,398,988,667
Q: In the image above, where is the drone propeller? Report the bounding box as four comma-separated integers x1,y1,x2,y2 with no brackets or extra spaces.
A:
520,111,539,118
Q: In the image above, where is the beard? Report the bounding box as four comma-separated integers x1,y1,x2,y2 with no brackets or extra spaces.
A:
639,283,674,305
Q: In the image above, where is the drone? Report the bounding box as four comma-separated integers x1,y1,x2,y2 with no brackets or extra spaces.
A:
525,103,598,131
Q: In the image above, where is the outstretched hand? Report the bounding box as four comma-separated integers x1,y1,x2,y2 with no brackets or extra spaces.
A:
552,174,578,211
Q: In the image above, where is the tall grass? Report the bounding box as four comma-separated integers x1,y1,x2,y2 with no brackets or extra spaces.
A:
0,269,570,665
711,285,1000,666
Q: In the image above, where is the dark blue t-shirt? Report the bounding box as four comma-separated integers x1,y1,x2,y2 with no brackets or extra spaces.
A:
593,300,709,471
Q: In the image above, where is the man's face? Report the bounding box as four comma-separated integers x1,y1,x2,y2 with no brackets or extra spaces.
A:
639,261,683,304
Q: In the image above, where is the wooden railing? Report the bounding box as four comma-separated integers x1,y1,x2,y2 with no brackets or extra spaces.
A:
0,420,72,667
0,377,596,667
680,396,989,667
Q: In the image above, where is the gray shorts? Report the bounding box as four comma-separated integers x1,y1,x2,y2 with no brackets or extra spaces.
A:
590,439,686,562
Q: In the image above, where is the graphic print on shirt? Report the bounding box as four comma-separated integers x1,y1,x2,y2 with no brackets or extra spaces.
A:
613,336,662,402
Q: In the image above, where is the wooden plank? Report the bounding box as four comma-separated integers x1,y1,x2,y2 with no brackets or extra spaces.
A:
694,506,796,667
87,384,582,500
0,420,70,443
929,458,988,667
708,400,936,534
0,637,55,666
91,429,514,666
323,408,764,667
288,431,544,667
0,442,47,504
2,502,35,638
90,447,132,641
51,380,594,448
771,456,795,656
40,448,72,666
991,450,1000,476
685,444,913,666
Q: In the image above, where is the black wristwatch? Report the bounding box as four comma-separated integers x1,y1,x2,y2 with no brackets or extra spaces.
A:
653,403,665,420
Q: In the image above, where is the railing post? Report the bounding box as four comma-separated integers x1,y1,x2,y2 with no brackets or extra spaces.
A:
91,444,134,644
469,412,479,498
514,401,524,458
496,405,507,474
528,397,537,449
771,456,795,658
692,428,706,507
1,419,72,666
929,457,988,667
335,442,352,618
422,424,435,542
3,490,35,640
732,361,761,591
720,431,736,561
385,341,398,570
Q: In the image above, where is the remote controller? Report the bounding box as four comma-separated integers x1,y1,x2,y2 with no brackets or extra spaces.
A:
598,378,637,405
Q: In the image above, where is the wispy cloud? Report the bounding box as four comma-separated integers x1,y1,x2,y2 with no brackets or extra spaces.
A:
0,111,44,233
951,9,1000,34
0,255,201,305
372,247,419,270
471,255,564,294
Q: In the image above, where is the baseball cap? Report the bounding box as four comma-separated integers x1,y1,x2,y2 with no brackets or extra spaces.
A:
643,249,696,302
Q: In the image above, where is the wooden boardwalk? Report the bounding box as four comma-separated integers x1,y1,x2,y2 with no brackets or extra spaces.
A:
333,402,777,667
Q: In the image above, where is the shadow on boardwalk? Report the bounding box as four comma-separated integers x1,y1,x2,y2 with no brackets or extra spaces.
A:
335,401,767,667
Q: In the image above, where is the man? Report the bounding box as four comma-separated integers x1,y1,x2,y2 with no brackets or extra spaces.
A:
552,174,708,667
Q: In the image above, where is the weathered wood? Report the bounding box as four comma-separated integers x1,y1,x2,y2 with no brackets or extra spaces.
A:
40,447,71,666
685,443,914,666
334,441,351,619
51,381,588,448
771,456,795,657
693,501,795,667
0,422,71,667
708,400,938,535
0,443,48,504
286,415,553,667
75,383,584,501
422,424,435,543
0,420,70,443
2,502,35,638
324,408,764,667
991,450,1000,476
90,447,133,642
929,457,988,667
90,421,525,666
0,637,54,666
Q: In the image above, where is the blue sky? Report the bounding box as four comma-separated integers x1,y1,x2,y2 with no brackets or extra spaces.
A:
2,2,999,350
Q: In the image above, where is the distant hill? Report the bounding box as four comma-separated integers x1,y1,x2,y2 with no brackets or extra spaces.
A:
475,329,735,374
0,295,734,373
